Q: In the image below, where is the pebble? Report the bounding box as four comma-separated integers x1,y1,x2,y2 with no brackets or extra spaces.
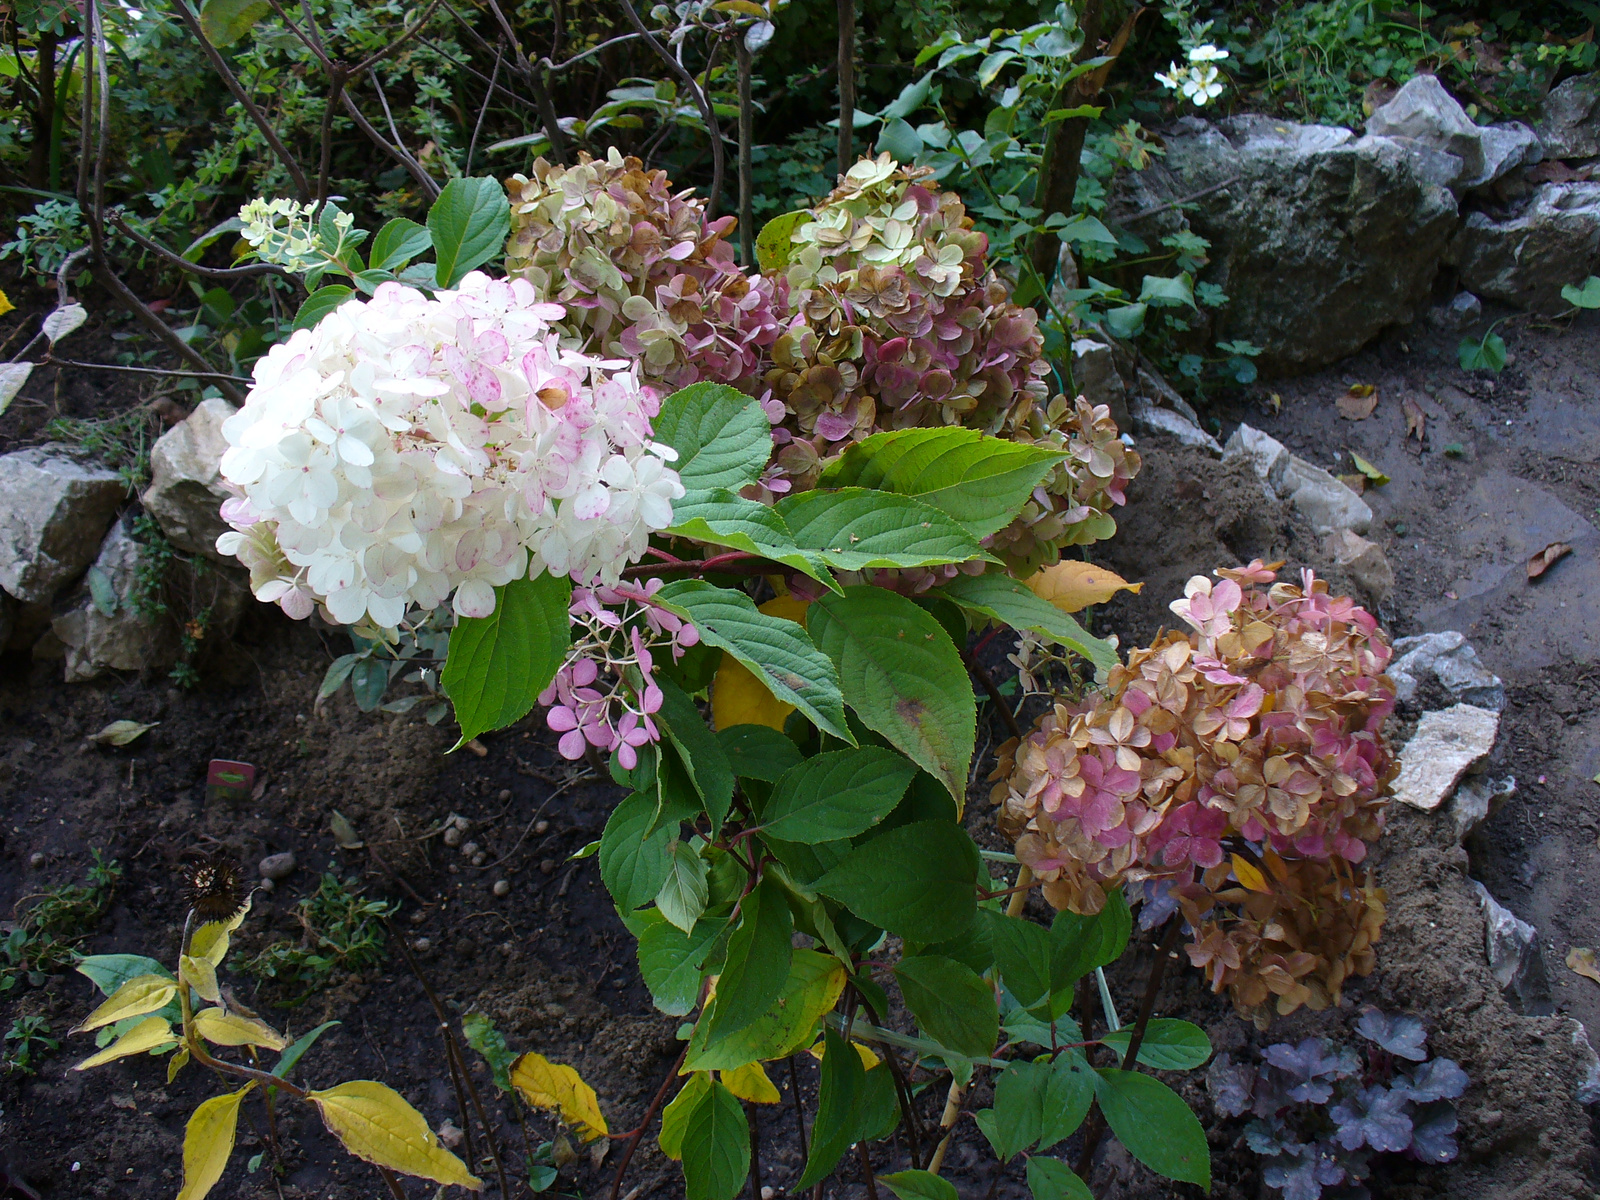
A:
258,878,275,894
409,910,427,925
493,879,511,897
544,1003,566,1018
443,827,463,848
412,937,432,952
498,789,511,802
534,819,550,835
461,841,480,858
540,859,556,875
28,852,44,869
762,1189,775,1200
472,852,487,867
259,851,297,881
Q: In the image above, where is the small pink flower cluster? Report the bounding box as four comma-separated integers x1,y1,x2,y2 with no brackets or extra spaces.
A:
541,578,699,769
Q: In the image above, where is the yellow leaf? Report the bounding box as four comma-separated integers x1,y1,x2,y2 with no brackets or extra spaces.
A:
189,898,253,967
177,1084,254,1200
806,1037,881,1071
74,1016,177,1070
511,1053,610,1142
710,594,812,732
72,974,178,1034
168,1046,191,1084
1024,560,1142,613
0,288,12,317
180,955,222,1004
194,1007,288,1051
721,1061,780,1104
1230,854,1270,894
309,1080,482,1189
1567,947,1600,987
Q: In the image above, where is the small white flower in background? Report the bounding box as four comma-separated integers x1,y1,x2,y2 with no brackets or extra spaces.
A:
215,271,684,630
1154,62,1185,91
1187,43,1229,63
1183,62,1224,105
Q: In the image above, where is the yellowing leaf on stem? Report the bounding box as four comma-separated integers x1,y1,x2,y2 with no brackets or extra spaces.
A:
511,1052,610,1142
168,1046,191,1084
1230,854,1270,894
193,1007,288,1051
72,974,178,1034
189,897,253,967
710,594,812,732
177,1084,254,1200
74,1016,177,1070
180,955,222,1004
1024,560,1142,613
720,1061,780,1104
309,1080,482,1189
806,1037,881,1071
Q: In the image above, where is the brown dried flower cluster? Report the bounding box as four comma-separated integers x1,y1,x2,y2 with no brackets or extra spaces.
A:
991,562,1398,1024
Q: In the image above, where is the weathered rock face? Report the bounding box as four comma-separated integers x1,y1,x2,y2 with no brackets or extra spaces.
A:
1279,457,1373,535
1390,630,1504,711
141,398,237,562
1393,703,1500,812
0,446,126,604
1324,528,1394,602
1448,182,1600,313
1112,115,1458,375
1471,880,1550,1012
51,522,178,682
1366,74,1541,191
1535,72,1600,161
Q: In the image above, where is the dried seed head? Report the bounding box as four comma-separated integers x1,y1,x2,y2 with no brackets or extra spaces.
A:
184,852,245,923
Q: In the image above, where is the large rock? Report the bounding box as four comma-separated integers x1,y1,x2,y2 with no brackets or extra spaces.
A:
1448,182,1600,313
51,522,178,682
1471,880,1549,1012
1222,423,1290,496
1110,114,1457,375
141,398,237,562
1366,74,1541,190
1394,703,1499,811
0,446,126,604
1389,630,1504,710
1536,72,1600,161
1324,528,1394,602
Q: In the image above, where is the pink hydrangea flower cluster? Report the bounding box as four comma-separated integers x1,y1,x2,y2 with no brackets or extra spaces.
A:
541,579,699,768
992,562,1399,1021
505,149,783,393
215,272,683,630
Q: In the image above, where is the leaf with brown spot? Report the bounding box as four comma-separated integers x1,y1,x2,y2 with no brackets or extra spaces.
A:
1527,542,1572,580
1336,384,1378,420
1567,947,1600,987
1401,398,1426,443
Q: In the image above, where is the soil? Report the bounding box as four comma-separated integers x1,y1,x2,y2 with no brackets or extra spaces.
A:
0,283,1598,1200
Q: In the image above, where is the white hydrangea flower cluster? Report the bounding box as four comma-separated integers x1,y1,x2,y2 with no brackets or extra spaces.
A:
215,272,685,629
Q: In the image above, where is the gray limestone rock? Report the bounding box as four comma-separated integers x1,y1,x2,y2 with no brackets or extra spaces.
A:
1222,423,1291,497
0,446,126,604
1393,703,1499,812
141,398,237,562
1390,630,1505,711
1471,880,1549,1013
1535,72,1600,161
51,522,179,682
1448,182,1600,313
1280,457,1374,535
1367,74,1541,190
1324,528,1395,602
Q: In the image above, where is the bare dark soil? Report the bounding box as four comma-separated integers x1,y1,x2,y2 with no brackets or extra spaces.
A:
1,289,1598,1200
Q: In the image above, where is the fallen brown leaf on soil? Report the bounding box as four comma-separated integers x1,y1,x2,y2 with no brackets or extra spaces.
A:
89,720,157,746
1337,384,1378,420
1567,947,1600,987
1338,473,1368,494
1402,398,1426,443
1527,542,1572,580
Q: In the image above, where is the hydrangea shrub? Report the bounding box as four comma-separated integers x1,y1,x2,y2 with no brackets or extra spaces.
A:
992,561,1398,1023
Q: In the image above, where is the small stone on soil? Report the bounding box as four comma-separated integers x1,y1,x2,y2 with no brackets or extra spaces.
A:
257,878,275,894
443,827,463,847
472,852,487,867
28,852,43,868
461,841,479,858
540,859,556,875
534,819,549,835
498,788,511,802
493,879,511,897
258,851,296,880
412,937,432,952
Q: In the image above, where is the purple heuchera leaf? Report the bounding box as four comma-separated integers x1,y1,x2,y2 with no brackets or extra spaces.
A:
1207,1053,1257,1117
1245,1117,1305,1156
1354,1008,1428,1061
1330,1085,1413,1153
1263,1144,1346,1200
1263,1038,1359,1102
1409,1101,1460,1164
1395,1057,1468,1103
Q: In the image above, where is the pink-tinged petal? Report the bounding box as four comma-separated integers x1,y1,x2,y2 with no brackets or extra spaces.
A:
557,729,587,759
547,706,579,733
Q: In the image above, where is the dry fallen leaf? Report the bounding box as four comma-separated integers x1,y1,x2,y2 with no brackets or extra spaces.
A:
1348,451,1390,485
329,810,363,849
1402,398,1426,443
1336,384,1378,420
90,720,158,747
1337,473,1368,495
1527,541,1572,580
1567,947,1600,987
1025,560,1143,613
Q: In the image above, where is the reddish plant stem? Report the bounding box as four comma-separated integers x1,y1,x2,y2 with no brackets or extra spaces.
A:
962,650,1025,744
609,1045,690,1200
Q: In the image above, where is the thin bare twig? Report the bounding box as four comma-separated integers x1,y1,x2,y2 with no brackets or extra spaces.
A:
107,214,293,281
42,355,251,384
835,0,855,177
351,0,443,74
609,1045,690,1200
340,86,441,197
172,0,311,199
614,0,724,214
546,32,642,73
736,37,754,269
465,45,504,178
370,72,441,198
